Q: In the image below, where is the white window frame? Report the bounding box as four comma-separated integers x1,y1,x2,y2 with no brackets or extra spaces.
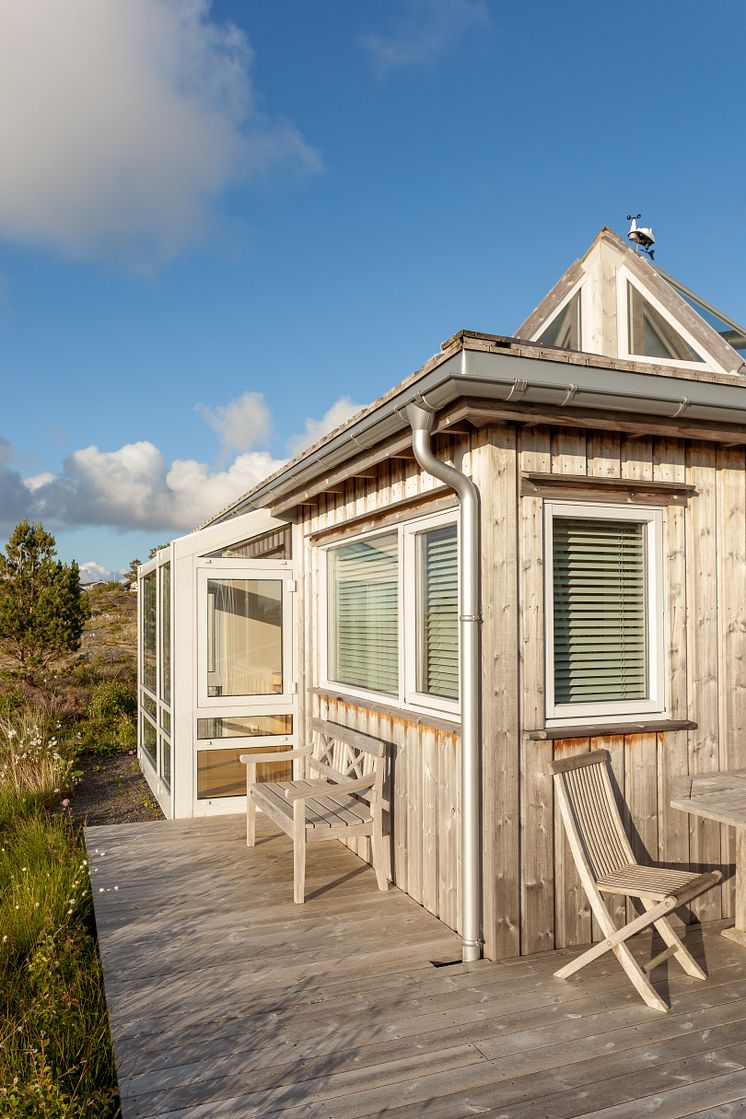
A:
616,266,727,373
195,560,296,710
544,500,666,727
319,509,460,720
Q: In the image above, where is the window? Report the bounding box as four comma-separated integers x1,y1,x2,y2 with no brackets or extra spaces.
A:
328,532,399,695
206,578,283,697
324,512,459,716
413,523,459,701
141,570,157,694
159,562,171,704
537,289,582,351
627,283,703,363
545,502,665,725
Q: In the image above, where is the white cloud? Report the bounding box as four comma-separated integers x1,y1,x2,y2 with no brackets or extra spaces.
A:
79,560,121,585
196,391,271,454
23,471,55,494
362,0,488,71
27,441,286,531
287,397,365,456
0,0,321,266
0,392,367,538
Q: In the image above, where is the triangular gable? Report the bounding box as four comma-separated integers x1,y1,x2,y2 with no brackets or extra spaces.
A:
516,228,745,377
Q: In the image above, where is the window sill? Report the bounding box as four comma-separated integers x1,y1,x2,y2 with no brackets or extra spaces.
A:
313,687,461,737
529,718,696,740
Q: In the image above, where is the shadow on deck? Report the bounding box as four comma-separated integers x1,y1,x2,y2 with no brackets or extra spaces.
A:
87,814,746,1119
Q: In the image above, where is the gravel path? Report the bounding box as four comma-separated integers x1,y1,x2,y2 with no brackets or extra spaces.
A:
72,753,163,827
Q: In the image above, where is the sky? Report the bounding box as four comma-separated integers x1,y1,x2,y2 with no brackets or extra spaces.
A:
1,0,745,581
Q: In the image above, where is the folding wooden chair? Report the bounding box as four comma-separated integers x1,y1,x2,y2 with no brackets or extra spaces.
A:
551,750,722,1012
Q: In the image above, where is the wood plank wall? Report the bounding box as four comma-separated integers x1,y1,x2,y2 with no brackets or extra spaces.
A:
300,422,746,961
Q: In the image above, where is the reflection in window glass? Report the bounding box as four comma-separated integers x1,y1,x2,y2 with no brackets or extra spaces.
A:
206,579,283,697
197,714,292,739
142,716,157,769
142,572,157,692
416,525,458,700
160,708,171,735
160,563,171,704
160,736,171,789
328,533,398,695
142,693,156,720
197,747,292,798
627,284,703,362
537,291,581,351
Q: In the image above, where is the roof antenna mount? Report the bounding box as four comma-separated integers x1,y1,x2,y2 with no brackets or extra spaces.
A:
627,213,655,260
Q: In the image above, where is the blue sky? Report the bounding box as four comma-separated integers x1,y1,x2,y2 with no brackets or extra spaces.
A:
1,0,745,579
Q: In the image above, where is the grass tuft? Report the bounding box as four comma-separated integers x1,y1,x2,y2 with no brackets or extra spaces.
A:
0,705,119,1117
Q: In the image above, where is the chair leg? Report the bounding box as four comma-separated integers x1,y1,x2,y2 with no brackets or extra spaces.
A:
613,943,669,1013
371,826,390,892
293,802,306,904
246,788,256,848
556,935,668,1012
640,899,707,980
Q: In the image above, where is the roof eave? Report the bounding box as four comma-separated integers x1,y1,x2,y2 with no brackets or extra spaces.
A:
202,335,746,525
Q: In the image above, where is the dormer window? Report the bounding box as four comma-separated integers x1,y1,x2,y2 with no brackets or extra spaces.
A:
627,283,703,363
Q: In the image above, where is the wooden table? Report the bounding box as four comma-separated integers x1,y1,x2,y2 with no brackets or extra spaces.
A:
671,769,746,948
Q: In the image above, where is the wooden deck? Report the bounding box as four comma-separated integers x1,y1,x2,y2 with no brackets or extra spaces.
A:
88,814,746,1119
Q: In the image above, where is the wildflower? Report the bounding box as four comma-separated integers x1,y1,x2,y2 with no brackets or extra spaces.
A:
61,799,70,808
34,902,39,908
2,935,7,943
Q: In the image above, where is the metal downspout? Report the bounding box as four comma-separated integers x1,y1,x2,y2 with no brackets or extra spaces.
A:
405,401,482,962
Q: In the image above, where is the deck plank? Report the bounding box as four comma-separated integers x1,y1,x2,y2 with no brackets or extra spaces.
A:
88,814,746,1119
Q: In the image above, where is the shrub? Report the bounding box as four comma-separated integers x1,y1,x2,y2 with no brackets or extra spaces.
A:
87,682,136,722
75,681,137,757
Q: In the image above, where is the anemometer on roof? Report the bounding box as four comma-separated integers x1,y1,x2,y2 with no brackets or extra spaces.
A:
627,214,655,259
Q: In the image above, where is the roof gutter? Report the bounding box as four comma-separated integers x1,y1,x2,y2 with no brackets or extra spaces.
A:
208,344,746,523
406,400,482,964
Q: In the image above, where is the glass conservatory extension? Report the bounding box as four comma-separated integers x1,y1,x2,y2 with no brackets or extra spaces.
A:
137,509,299,819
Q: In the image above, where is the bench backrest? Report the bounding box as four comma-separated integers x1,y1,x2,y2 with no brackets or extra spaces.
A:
309,717,385,804
550,750,636,883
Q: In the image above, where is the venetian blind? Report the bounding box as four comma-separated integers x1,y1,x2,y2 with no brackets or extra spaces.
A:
418,525,458,700
329,533,398,695
552,517,647,705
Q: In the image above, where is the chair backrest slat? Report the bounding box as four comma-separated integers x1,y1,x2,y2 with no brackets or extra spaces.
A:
551,751,634,881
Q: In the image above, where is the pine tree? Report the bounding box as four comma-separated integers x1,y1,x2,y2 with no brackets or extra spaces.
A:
0,520,91,683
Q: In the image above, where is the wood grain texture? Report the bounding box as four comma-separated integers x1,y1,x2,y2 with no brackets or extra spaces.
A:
297,421,745,962
88,814,746,1119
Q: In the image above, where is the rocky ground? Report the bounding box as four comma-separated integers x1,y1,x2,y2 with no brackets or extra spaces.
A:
72,752,163,826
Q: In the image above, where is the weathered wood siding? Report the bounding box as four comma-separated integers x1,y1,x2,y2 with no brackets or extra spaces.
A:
300,422,745,960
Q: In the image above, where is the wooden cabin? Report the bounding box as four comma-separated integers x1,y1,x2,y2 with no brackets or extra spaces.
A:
138,227,746,961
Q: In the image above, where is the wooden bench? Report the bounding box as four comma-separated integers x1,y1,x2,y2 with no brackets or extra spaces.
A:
240,717,389,903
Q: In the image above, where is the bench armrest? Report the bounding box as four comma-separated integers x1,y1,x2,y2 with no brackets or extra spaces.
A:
283,774,376,800
240,748,311,766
